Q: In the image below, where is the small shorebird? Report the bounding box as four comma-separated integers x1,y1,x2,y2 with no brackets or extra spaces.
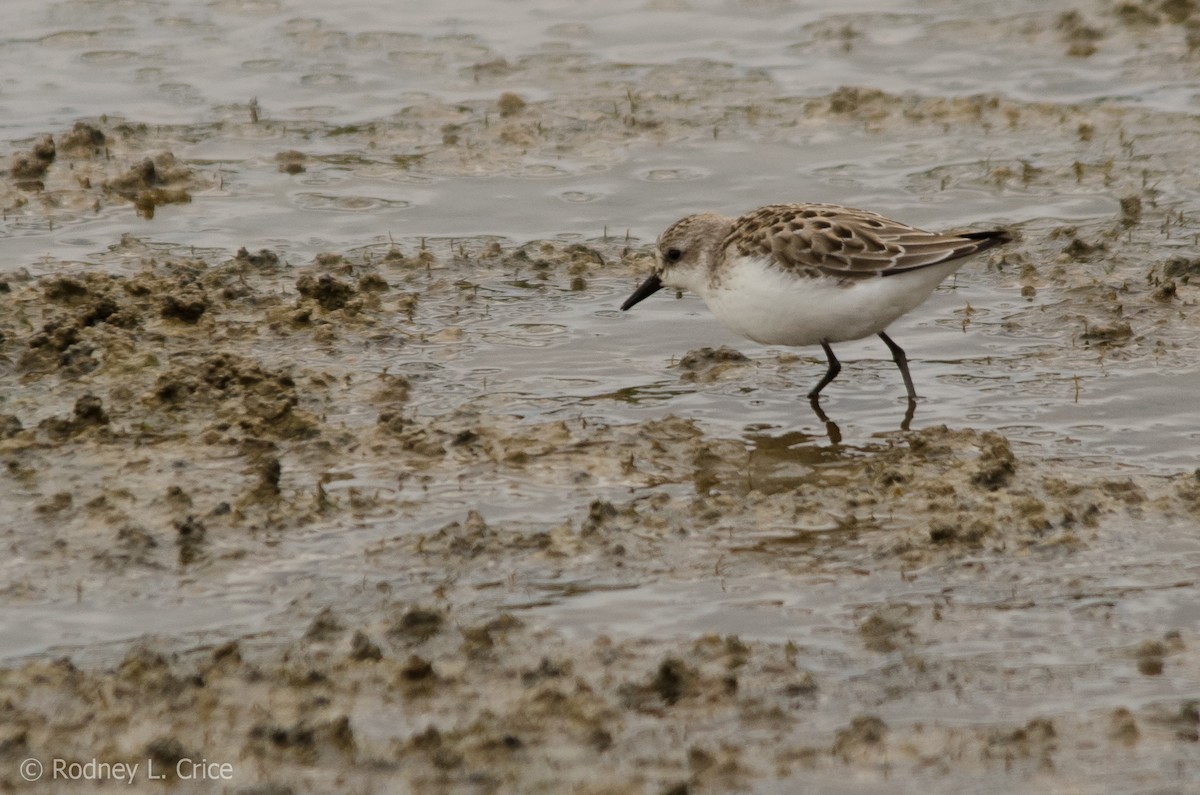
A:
621,203,1011,405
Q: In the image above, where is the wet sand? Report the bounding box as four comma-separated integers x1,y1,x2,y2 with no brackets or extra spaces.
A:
4,1,1200,793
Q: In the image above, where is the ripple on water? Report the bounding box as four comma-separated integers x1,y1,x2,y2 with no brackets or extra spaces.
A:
638,167,710,181
299,72,355,87
480,323,568,348
208,0,283,13
512,164,570,178
241,58,287,71
293,193,411,212
386,51,446,69
38,30,119,47
79,50,139,64
157,82,204,105
286,105,342,119
557,190,604,203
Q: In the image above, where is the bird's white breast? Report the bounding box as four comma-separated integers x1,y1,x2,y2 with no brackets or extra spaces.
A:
696,255,964,346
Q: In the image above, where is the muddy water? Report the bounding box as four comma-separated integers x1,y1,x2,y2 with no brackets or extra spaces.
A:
2,0,1200,793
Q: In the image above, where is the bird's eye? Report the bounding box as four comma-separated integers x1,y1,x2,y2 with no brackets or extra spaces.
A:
665,247,682,263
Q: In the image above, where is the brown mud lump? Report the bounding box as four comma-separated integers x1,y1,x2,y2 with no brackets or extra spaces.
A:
677,346,751,382
59,121,106,156
1162,256,1200,281
0,415,22,439
235,247,281,269
103,153,193,218
296,273,355,311
9,134,56,187
304,607,344,641
497,92,527,117
349,630,383,661
581,499,619,535
275,150,307,174
833,715,888,761
160,287,209,323
634,657,699,707
389,607,444,644
971,432,1016,490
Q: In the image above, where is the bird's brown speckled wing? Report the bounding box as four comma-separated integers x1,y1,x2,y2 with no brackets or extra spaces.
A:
722,203,1009,281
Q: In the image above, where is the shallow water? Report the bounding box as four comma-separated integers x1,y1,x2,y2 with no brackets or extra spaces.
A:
3,0,1200,791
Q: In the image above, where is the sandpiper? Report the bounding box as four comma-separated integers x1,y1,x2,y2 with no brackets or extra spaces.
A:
621,203,1011,403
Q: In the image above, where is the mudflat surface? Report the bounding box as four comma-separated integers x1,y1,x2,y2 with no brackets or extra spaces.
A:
2,1,1200,793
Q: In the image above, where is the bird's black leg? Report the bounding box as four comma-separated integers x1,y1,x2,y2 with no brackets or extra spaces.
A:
807,338,841,400
900,397,916,432
877,331,917,402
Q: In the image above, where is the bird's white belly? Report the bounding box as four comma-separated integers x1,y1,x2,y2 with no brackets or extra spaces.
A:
700,256,963,346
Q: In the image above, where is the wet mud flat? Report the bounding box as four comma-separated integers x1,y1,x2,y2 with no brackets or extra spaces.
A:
0,209,1198,792
4,3,1200,792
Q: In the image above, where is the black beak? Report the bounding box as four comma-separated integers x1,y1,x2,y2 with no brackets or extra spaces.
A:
620,273,663,311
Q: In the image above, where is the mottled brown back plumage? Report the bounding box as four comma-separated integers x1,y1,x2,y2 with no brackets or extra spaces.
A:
721,203,1010,282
